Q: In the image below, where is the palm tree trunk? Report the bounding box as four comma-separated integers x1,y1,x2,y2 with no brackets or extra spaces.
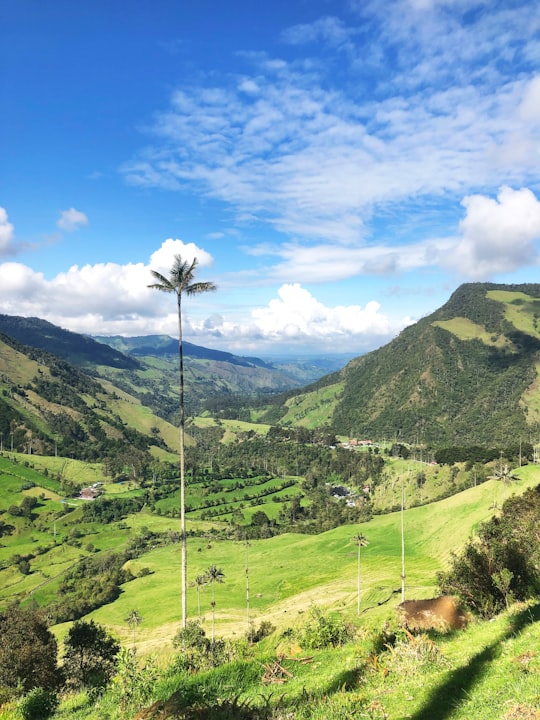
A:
357,544,361,616
401,474,406,603
178,295,187,628
211,582,215,644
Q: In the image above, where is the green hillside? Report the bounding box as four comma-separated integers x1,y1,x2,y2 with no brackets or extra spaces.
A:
0,450,538,720
0,333,179,463
265,283,540,445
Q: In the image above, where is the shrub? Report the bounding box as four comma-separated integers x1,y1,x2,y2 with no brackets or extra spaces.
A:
63,620,120,688
297,606,355,650
113,648,158,715
438,484,540,617
0,606,60,694
247,620,275,643
18,688,58,720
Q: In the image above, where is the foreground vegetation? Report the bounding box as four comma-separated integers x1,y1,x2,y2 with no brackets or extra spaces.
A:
0,458,539,719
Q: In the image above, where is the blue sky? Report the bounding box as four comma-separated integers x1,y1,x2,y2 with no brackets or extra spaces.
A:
1,0,539,356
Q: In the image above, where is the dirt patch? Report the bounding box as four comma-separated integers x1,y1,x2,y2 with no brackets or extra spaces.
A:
397,595,469,631
502,705,540,720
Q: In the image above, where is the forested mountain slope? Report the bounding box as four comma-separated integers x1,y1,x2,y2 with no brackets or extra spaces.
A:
0,332,178,462
270,283,540,445
0,314,138,369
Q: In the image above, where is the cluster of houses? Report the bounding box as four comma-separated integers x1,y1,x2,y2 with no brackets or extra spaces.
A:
79,482,103,500
340,438,375,449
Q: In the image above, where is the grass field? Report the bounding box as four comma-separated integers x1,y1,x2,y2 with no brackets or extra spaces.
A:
84,469,539,652
1,452,539,719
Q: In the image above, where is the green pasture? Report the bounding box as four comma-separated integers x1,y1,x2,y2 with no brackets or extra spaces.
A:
2,447,539,658
371,458,470,511
280,382,342,428
487,288,540,338
86,469,540,650
0,455,65,492
432,317,509,347
2,453,107,488
96,379,180,452
155,474,304,518
191,415,270,437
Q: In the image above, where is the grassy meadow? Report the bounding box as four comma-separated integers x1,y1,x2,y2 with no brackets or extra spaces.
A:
1,448,539,719
83,469,539,651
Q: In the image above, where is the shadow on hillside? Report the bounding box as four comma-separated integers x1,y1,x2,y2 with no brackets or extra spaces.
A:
409,602,540,720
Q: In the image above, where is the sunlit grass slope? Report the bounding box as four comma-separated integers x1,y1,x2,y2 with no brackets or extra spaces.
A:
87,469,539,652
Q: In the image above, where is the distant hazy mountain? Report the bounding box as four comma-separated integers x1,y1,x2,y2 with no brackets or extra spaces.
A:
93,334,273,368
0,314,138,370
93,334,353,385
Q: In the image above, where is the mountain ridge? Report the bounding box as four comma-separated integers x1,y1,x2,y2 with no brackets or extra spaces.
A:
263,282,540,445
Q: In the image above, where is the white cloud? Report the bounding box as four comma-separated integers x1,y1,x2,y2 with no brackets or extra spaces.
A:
0,238,217,336
149,238,214,274
121,2,540,249
0,208,15,255
57,208,89,232
199,283,411,353
0,239,411,354
447,186,540,278
281,16,355,53
252,283,391,336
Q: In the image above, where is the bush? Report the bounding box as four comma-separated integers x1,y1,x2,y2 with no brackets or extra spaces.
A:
247,620,275,643
297,606,355,650
113,648,158,715
63,620,120,688
438,484,540,617
18,688,58,720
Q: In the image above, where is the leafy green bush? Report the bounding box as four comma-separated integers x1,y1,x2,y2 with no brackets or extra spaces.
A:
297,606,355,650
247,620,275,643
0,607,60,694
112,648,158,716
438,484,540,617
18,688,58,720
63,620,120,688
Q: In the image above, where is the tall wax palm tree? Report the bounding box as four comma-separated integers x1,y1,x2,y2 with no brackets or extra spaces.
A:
125,609,142,647
351,533,369,615
191,574,207,619
148,255,217,628
401,472,406,602
205,564,225,643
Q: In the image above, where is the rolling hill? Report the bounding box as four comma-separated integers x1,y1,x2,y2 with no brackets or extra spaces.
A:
0,331,180,462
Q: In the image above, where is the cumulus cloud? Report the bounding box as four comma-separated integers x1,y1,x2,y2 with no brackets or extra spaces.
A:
251,283,393,340
57,208,89,232
448,186,540,278
149,238,214,275
0,238,218,337
0,208,15,255
193,283,411,354
0,237,411,354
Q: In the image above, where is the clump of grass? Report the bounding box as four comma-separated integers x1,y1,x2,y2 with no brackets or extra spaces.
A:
383,630,447,674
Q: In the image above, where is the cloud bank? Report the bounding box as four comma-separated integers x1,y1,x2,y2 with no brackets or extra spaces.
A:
1,183,539,353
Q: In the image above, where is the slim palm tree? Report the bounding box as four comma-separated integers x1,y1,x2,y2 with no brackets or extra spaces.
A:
148,254,216,628
401,473,406,602
205,564,225,643
351,532,369,615
191,574,207,619
125,609,142,647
